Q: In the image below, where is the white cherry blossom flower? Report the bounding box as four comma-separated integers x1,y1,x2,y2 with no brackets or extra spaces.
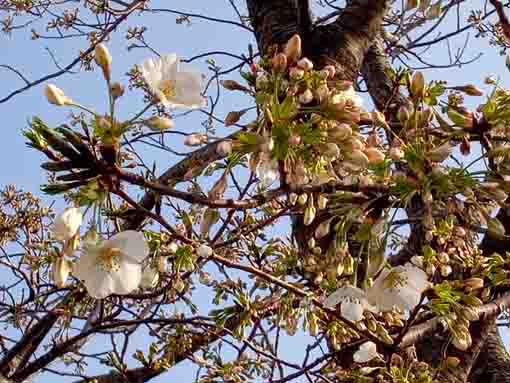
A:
367,264,429,312
73,231,149,299
52,207,82,241
354,341,379,363
324,285,374,322
141,54,205,109
197,244,213,258
331,86,364,109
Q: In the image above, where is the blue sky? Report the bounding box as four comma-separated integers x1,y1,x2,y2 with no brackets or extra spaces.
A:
1,0,509,381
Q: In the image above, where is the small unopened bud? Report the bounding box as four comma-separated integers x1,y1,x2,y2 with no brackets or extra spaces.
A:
225,110,246,126
51,257,71,288
168,242,179,254
220,79,246,91
297,58,313,71
324,143,340,158
288,135,302,145
289,193,298,205
315,219,331,239
197,244,213,258
216,140,233,156
317,194,328,209
330,123,352,140
324,65,336,78
453,85,484,96
272,53,288,73
397,105,410,124
465,277,484,290
284,34,302,63
158,256,168,273
427,2,442,19
410,71,425,99
289,67,305,80
110,82,125,99
428,143,453,162
349,150,370,169
304,206,316,226
350,138,365,151
298,193,308,205
146,116,174,131
45,84,71,106
365,147,385,164
446,356,461,368
299,89,314,104
316,85,329,102
184,134,207,146
94,43,112,81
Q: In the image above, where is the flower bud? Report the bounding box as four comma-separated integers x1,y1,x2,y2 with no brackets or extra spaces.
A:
304,206,316,226
216,140,233,156
45,84,71,106
324,143,340,158
297,58,313,71
324,65,336,79
289,67,305,80
284,34,302,63
225,110,246,126
146,116,174,131
298,193,308,205
184,134,207,146
315,220,331,239
197,244,213,258
350,138,365,151
94,43,112,81
289,193,298,205
141,267,159,289
488,218,506,239
168,242,179,254
158,256,168,273
427,2,442,18
454,84,484,96
110,82,125,99
330,123,352,140
428,143,453,162
410,71,425,99
272,53,288,73
51,257,71,288
299,89,314,104
288,135,301,145
349,150,369,169
221,79,246,91
365,147,385,164
316,85,329,102
317,194,328,209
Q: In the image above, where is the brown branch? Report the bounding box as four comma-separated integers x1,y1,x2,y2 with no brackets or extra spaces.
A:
399,293,510,349
489,0,510,42
0,0,144,104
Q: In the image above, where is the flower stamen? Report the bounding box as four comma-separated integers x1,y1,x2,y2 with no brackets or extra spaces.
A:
97,247,123,272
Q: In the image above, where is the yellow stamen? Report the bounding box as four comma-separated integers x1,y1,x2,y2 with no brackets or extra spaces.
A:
97,247,123,272
159,79,176,99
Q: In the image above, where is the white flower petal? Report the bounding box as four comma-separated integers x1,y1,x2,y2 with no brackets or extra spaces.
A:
84,271,115,299
324,285,367,307
353,341,378,363
341,299,365,322
52,207,82,241
106,230,148,262
110,260,142,294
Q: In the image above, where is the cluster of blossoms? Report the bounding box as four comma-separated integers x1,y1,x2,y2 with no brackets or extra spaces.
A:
50,207,213,298
45,44,206,137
